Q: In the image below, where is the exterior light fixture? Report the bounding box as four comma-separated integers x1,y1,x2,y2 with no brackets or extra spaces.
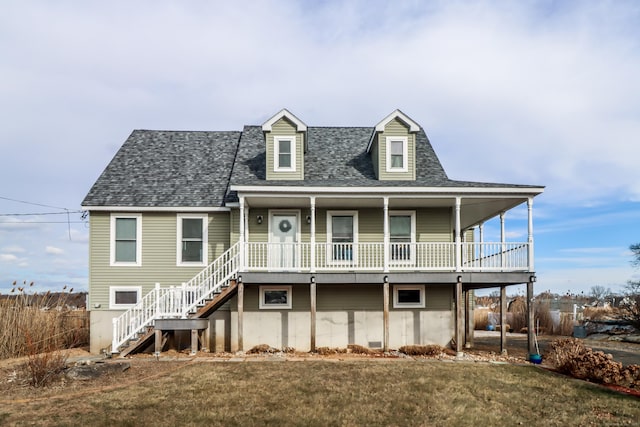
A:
383,275,389,283
256,215,263,224
457,275,463,283
530,275,537,283
306,215,312,224
310,276,315,284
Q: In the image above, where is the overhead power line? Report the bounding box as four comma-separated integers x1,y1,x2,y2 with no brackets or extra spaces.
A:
0,195,69,211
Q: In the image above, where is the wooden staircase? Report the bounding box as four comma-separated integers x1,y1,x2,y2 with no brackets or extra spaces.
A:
115,279,239,356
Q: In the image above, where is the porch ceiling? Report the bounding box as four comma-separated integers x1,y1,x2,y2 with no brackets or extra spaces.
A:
242,194,530,229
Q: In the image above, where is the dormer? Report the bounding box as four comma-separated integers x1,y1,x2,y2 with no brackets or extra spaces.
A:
262,109,307,181
367,109,420,181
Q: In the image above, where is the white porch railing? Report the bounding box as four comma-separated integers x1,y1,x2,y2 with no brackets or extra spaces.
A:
111,242,241,352
243,241,529,272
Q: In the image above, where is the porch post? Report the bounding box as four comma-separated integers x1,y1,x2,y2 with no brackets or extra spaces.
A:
528,197,534,271
310,196,316,273
383,196,389,273
239,196,246,271
527,278,536,357
455,276,464,356
237,278,244,352
310,276,316,352
464,289,474,349
500,211,506,269
478,222,484,268
500,285,507,355
383,277,389,352
455,197,462,272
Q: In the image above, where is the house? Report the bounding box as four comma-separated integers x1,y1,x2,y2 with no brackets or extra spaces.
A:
82,109,544,357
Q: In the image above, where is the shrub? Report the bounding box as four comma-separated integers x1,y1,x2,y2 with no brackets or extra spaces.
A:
247,344,278,354
545,338,640,388
315,347,346,355
399,345,455,357
347,344,375,355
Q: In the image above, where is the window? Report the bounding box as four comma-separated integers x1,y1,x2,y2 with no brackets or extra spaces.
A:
389,211,415,262
386,136,408,172
274,136,296,171
109,286,141,309
177,214,208,266
393,285,425,308
110,214,141,266
259,285,292,309
327,211,358,262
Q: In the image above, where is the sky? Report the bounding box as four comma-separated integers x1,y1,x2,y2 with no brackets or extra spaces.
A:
1,0,639,296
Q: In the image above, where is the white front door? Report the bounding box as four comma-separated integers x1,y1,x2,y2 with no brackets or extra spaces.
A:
269,213,298,269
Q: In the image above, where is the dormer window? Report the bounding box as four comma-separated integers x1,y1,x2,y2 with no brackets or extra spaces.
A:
275,136,296,171
386,137,408,172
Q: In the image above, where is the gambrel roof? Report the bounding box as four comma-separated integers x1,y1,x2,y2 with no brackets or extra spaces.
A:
82,115,542,208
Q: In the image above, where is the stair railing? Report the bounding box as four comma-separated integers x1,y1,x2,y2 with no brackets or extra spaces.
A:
111,242,241,352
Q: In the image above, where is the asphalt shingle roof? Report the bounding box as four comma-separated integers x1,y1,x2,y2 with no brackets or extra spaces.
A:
83,121,541,208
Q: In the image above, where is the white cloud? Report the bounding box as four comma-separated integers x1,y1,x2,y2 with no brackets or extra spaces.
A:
1,245,26,253
45,246,64,256
0,254,18,262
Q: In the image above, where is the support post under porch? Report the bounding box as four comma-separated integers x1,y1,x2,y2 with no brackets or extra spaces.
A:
500,285,508,355
464,289,473,349
527,278,536,357
383,278,389,352
455,276,464,357
237,278,244,352
310,277,316,352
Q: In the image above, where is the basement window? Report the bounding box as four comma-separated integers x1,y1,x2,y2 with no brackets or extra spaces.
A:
259,285,292,309
109,286,141,309
393,285,425,308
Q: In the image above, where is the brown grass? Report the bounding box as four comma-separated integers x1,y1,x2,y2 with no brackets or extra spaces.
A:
1,361,639,425
0,285,88,359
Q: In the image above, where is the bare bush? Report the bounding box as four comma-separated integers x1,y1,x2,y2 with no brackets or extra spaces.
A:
545,338,640,388
247,344,279,354
347,344,376,355
23,331,68,387
399,345,455,357
315,347,346,355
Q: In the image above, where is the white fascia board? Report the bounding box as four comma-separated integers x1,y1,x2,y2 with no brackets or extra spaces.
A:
262,108,307,132
82,206,230,212
374,109,420,133
231,185,545,197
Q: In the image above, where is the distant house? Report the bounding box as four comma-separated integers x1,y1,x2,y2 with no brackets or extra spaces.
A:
82,109,544,356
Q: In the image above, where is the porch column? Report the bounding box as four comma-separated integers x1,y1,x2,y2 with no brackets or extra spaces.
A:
527,277,536,357
455,276,464,356
237,278,244,352
500,285,507,355
528,197,534,271
478,223,484,268
383,197,389,273
310,196,316,273
464,289,474,349
500,212,506,269
239,196,246,271
383,277,389,352
455,197,462,272
310,276,316,352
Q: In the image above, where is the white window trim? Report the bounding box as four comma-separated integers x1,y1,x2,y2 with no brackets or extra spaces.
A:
385,136,408,172
389,210,416,264
109,286,142,309
393,285,425,308
326,211,359,265
176,213,208,267
259,285,292,309
110,213,142,267
274,136,296,172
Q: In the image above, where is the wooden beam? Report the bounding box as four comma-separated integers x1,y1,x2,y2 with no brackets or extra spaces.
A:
500,285,507,355
155,328,163,354
383,280,389,352
310,279,316,352
527,280,536,357
455,278,464,356
191,329,198,355
464,289,473,348
238,280,244,352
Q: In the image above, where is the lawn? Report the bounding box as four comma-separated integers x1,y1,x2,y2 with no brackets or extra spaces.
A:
1,360,638,426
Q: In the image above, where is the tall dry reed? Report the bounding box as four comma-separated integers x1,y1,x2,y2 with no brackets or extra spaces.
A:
0,282,89,360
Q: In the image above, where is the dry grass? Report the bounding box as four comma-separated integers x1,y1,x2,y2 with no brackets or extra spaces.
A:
399,345,455,356
1,361,639,426
0,285,88,359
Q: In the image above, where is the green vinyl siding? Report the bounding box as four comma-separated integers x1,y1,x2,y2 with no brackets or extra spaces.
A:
317,284,383,311
243,284,311,312
425,285,453,310
265,118,304,180
377,118,416,181
416,208,452,242
357,208,383,243
371,141,379,179
89,211,230,310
